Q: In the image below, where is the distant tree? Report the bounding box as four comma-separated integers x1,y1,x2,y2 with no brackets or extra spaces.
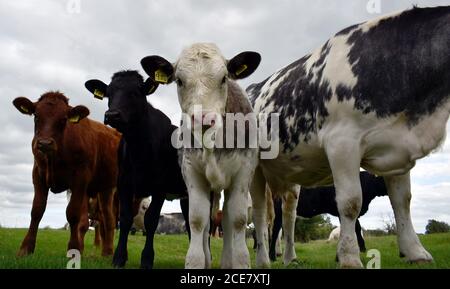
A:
295,214,334,243
425,219,450,234
381,214,397,235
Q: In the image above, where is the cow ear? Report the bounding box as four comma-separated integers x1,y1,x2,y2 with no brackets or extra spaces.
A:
68,105,90,123
85,79,108,100
141,78,159,96
141,56,174,84
13,97,35,115
227,51,261,79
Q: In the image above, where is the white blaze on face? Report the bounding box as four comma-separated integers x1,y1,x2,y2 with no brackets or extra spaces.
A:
175,43,229,119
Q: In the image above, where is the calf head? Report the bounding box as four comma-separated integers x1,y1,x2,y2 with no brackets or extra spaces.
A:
13,92,89,155
85,71,158,133
141,43,261,128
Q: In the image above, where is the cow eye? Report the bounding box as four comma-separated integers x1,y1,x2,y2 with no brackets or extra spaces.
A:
176,78,183,87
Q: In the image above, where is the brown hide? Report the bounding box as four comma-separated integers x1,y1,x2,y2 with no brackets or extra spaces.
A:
14,92,121,257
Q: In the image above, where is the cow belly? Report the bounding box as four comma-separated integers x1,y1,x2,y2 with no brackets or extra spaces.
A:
361,102,450,176
261,144,333,194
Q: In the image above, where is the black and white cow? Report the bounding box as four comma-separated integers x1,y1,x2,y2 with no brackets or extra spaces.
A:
269,171,388,262
85,71,190,269
247,6,450,268
141,43,261,268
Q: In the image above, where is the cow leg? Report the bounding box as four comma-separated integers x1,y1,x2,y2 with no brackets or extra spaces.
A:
355,219,366,252
66,189,89,254
325,139,363,268
98,191,115,256
112,187,133,268
140,193,165,269
276,231,283,257
180,197,191,240
78,209,89,253
221,188,250,269
384,172,433,263
184,169,211,269
282,186,299,265
203,211,212,269
250,166,270,268
220,195,233,268
94,223,102,247
269,198,282,261
18,170,49,257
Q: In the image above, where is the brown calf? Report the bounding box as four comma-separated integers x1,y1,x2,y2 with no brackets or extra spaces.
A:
13,91,121,256
210,210,223,238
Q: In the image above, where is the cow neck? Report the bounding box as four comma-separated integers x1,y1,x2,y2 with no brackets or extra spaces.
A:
121,107,152,146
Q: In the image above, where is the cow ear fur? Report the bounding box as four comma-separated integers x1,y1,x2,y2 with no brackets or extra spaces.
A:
227,51,261,79
85,79,108,100
13,97,35,115
68,105,90,123
141,56,174,84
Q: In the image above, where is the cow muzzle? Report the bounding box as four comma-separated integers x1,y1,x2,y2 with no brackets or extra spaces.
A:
191,112,219,129
104,110,123,127
37,138,56,153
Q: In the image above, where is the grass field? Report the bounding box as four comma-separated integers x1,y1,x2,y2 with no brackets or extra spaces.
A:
0,228,449,269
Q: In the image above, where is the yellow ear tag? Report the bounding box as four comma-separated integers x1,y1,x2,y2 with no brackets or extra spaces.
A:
93,89,104,100
235,64,248,76
20,105,29,113
68,115,80,123
155,69,168,83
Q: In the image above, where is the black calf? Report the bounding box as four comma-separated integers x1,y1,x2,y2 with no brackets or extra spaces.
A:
270,171,387,261
85,71,189,269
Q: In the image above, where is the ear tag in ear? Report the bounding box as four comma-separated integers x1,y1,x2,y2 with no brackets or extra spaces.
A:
148,85,156,94
20,106,29,113
235,64,248,76
155,69,168,84
68,115,80,123
93,89,104,100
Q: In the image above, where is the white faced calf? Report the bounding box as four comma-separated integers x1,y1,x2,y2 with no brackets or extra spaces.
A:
141,43,261,269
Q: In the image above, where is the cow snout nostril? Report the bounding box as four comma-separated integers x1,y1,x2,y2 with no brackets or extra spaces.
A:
38,139,53,146
37,139,55,152
104,111,121,125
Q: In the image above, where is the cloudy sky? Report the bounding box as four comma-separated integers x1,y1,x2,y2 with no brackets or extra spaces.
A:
0,0,449,233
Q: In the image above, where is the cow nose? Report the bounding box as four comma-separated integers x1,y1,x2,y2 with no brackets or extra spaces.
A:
37,139,55,152
104,111,121,125
191,113,217,128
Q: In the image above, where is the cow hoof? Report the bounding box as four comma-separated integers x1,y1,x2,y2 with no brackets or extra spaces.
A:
101,249,114,257
17,248,33,257
140,262,153,269
112,252,128,268
255,261,271,269
405,249,433,264
338,255,363,269
284,258,300,267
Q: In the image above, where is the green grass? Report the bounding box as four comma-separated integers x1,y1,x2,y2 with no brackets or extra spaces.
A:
0,228,449,269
